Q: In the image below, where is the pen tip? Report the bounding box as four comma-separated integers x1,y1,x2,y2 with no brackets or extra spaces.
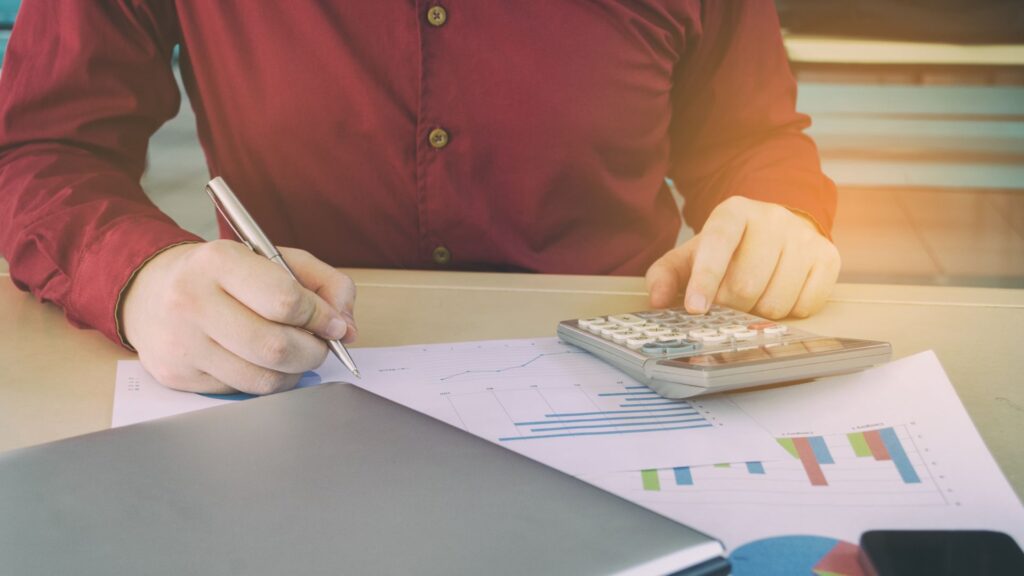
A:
353,369,362,379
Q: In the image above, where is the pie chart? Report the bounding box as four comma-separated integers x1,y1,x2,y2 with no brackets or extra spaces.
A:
729,535,865,576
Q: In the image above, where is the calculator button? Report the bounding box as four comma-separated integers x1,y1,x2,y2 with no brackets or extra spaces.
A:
747,321,777,331
602,326,629,338
657,332,688,342
663,341,699,355
688,328,718,339
763,325,789,335
699,333,728,344
733,329,758,340
611,330,636,343
641,342,667,356
718,324,747,334
577,317,606,328
626,336,655,349
587,321,612,334
642,327,673,338
608,314,645,326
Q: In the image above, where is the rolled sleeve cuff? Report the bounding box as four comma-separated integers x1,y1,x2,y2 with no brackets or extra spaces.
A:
686,171,838,242
67,216,202,349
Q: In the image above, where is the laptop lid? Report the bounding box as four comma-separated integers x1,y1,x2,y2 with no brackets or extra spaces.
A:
0,383,726,575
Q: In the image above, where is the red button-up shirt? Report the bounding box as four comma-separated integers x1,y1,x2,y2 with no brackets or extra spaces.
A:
0,1,835,346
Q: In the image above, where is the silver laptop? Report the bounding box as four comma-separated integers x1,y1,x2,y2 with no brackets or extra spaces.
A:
0,383,727,575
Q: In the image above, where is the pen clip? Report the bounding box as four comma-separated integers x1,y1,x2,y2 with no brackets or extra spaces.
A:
206,185,253,251
205,177,279,259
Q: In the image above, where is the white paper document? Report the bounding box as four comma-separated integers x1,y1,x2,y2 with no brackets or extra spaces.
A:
114,338,784,474
580,350,1024,555
113,338,1023,559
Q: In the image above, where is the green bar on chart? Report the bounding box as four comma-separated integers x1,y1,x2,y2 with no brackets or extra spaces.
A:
641,469,661,491
777,437,799,459
714,463,731,468
847,432,872,458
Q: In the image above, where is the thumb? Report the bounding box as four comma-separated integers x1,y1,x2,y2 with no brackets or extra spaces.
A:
645,239,697,308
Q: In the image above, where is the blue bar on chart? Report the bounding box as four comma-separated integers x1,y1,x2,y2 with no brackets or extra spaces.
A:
673,466,694,486
879,427,922,484
498,385,712,442
745,461,765,475
808,436,835,464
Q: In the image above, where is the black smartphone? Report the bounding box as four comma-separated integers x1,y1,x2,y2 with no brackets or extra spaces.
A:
859,530,1024,576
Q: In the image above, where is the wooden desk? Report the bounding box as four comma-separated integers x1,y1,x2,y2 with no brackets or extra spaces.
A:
2,269,1022,496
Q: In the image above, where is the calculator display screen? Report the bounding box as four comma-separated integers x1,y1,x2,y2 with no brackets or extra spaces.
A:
661,338,852,369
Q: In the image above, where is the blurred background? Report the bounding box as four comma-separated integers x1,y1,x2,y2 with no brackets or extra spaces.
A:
1,0,1022,287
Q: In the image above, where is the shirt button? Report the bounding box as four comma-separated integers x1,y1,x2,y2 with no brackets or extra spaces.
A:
428,127,449,149
426,5,447,27
432,245,452,265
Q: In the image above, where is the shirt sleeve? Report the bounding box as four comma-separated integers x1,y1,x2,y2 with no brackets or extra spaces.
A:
668,0,837,237
0,1,201,346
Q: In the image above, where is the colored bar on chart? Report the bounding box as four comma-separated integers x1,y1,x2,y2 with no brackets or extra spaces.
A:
641,469,661,491
543,406,698,418
619,401,684,407
746,461,765,475
673,467,694,486
598,391,657,397
714,463,731,468
847,432,872,458
880,428,922,484
809,436,835,464
864,429,892,461
529,416,706,432
792,437,829,486
777,437,799,459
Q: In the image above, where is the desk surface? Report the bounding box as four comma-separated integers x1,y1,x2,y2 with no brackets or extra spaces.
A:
2,269,1022,497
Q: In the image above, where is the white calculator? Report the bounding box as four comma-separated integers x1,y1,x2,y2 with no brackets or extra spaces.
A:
557,306,891,399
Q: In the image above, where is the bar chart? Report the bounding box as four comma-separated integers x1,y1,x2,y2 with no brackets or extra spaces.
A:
344,338,784,474
623,425,942,506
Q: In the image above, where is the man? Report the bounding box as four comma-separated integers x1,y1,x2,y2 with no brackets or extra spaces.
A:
0,1,839,395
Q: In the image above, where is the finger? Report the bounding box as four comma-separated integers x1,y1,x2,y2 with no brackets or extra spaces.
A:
684,217,746,314
280,247,357,316
137,348,236,395
792,248,841,318
202,289,329,373
161,370,238,395
197,337,302,396
752,248,813,320
280,247,358,342
197,242,349,340
645,240,697,308
716,229,783,312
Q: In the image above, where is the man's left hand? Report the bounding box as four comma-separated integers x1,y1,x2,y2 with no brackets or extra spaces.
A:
645,196,841,319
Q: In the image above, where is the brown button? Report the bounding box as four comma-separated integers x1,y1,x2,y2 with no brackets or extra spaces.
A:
426,5,447,27
432,245,451,265
428,127,449,149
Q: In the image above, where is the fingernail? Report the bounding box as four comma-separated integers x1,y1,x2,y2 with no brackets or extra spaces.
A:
686,292,707,313
341,312,358,333
648,281,664,305
326,317,348,340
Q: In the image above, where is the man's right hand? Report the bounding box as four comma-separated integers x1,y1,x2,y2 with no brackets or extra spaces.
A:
121,240,357,395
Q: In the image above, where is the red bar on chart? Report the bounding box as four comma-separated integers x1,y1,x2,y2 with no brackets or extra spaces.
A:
864,429,892,461
792,437,828,486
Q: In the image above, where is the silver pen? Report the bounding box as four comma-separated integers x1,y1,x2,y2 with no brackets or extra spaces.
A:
205,177,361,378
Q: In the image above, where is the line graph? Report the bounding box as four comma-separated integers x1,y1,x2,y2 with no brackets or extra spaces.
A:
439,350,582,381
